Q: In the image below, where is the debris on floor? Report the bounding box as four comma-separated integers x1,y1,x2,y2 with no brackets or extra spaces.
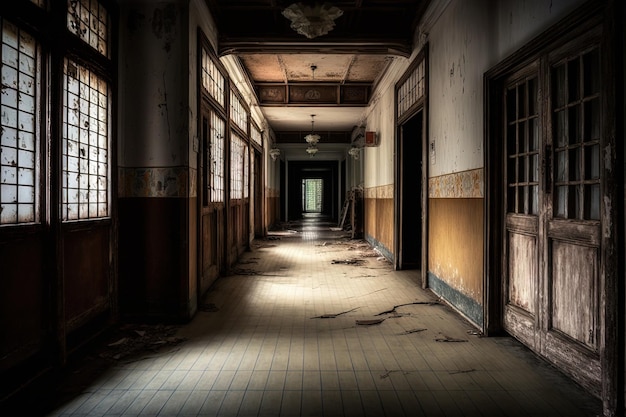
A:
311,307,359,319
375,301,440,316
199,302,219,312
449,368,476,374
467,329,484,337
355,318,386,326
434,334,468,343
97,324,186,362
231,267,259,275
399,328,427,335
331,258,365,265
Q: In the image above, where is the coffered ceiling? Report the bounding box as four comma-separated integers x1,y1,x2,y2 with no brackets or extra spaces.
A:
205,0,430,141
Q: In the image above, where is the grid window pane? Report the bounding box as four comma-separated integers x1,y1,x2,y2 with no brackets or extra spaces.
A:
210,111,225,203
505,77,539,215
67,0,110,57
230,90,248,132
62,59,109,221
552,48,601,220
201,48,225,106
230,132,244,199
398,60,425,118
1,19,40,225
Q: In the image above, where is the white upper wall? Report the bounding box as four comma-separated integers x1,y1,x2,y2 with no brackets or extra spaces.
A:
423,0,587,177
427,0,490,177
118,0,189,167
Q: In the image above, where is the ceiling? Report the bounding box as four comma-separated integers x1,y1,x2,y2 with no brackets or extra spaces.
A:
205,0,430,144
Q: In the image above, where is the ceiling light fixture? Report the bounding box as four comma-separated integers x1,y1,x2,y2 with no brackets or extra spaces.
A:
304,114,320,145
282,2,343,39
269,147,281,161
306,146,319,157
348,146,360,160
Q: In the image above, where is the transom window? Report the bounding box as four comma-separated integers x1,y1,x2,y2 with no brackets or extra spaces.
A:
201,48,225,107
230,90,248,132
67,0,110,58
398,59,425,119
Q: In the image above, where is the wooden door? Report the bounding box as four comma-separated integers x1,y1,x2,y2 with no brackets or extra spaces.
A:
199,108,225,295
502,31,605,394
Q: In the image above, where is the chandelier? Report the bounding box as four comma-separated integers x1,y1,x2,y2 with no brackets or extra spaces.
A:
282,2,343,39
306,146,319,157
304,114,320,145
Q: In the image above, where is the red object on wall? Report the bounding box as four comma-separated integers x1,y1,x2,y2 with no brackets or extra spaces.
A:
364,131,377,146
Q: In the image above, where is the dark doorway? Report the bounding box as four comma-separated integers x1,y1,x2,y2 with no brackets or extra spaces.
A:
399,111,423,269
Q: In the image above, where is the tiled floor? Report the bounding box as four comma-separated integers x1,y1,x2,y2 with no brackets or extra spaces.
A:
6,215,601,416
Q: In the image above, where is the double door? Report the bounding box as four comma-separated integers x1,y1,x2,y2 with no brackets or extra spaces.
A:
502,31,605,393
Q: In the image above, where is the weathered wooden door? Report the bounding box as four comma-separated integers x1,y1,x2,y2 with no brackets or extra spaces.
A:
199,108,226,295
503,31,604,393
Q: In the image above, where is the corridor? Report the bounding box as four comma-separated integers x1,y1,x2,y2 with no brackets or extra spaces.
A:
9,216,601,417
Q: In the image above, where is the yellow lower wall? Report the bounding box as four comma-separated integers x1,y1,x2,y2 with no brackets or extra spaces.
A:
428,198,484,304
363,185,394,256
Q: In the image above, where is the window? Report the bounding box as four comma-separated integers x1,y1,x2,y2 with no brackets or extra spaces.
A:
552,47,601,220
0,19,41,225
201,48,225,107
397,59,425,119
506,76,540,215
210,111,225,203
67,0,110,58
243,144,249,199
303,179,323,212
61,59,109,221
230,132,244,199
251,124,262,147
230,90,248,132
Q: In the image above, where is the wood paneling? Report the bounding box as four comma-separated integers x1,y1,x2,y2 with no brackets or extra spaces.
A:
428,198,483,303
118,198,188,318
63,225,111,331
0,236,46,370
364,197,394,253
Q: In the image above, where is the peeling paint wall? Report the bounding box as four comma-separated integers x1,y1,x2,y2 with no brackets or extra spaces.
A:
119,0,189,169
118,0,194,319
362,58,409,256
422,0,588,327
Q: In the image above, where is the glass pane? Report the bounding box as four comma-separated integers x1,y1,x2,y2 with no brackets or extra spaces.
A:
507,186,516,212
556,110,567,147
528,78,537,115
518,156,526,182
585,184,600,220
584,98,601,141
585,144,600,180
507,124,517,156
583,48,600,96
506,87,516,122
556,150,567,182
569,148,580,181
507,157,516,185
529,185,538,215
529,154,539,182
568,106,579,144
518,186,526,213
529,118,539,151
555,186,568,218
518,84,526,118
518,122,526,153
568,58,580,102
553,65,566,108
